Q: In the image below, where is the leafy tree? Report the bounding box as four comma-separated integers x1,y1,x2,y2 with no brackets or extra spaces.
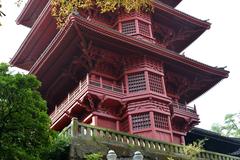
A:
51,0,152,27
211,113,240,137
0,63,57,160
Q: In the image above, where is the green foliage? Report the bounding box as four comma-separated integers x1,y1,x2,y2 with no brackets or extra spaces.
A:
84,152,103,160
182,140,204,160
41,134,71,160
168,140,205,160
211,113,240,137
0,63,59,160
167,157,174,160
51,0,152,27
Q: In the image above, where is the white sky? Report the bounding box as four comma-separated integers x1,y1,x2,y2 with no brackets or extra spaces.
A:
0,0,239,129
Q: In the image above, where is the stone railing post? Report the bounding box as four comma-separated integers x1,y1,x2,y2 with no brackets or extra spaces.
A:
107,150,117,160
133,151,143,160
71,117,79,137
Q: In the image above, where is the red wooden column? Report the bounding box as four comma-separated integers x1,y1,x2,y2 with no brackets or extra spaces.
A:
128,115,133,134
149,111,156,138
144,70,150,92
124,74,129,94
161,63,167,95
116,120,120,131
135,19,140,34
181,135,185,144
168,116,174,142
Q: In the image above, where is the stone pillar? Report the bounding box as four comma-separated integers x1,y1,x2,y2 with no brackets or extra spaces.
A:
71,117,79,137
133,151,143,160
107,150,117,160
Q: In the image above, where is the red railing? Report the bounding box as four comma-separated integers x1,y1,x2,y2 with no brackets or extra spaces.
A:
50,75,125,123
89,79,124,93
170,102,197,114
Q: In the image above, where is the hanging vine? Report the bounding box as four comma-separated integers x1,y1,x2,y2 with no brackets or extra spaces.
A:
51,0,152,28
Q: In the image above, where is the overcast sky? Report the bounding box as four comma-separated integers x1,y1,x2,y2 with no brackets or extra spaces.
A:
0,0,239,129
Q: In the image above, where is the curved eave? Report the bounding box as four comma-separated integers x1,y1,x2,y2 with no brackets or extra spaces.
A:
186,78,224,103
10,2,56,70
30,15,228,81
189,128,240,145
30,17,75,75
153,1,211,29
16,0,48,27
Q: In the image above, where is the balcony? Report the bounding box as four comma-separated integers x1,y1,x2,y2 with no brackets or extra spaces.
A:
61,118,240,160
50,75,125,126
170,102,198,118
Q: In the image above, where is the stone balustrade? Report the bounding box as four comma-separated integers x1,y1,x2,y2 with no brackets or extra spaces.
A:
61,118,240,160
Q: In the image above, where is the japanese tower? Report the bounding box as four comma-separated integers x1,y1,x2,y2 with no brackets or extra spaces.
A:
11,0,228,144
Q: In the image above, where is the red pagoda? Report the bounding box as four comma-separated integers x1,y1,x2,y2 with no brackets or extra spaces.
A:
11,0,229,145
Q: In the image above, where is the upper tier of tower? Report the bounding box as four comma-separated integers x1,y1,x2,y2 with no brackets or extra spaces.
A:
12,0,210,70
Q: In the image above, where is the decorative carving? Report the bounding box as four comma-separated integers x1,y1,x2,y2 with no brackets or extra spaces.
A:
127,99,169,112
116,102,127,116
93,51,124,77
123,55,144,70
153,22,205,50
165,69,220,102
97,95,107,111
144,56,163,73
165,71,192,96
86,94,95,111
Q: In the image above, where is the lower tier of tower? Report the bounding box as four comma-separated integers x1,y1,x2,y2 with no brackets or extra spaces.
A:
49,73,199,145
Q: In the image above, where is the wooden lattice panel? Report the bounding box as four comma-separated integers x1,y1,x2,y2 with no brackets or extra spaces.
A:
128,72,146,93
122,20,136,35
132,112,150,130
154,112,169,130
139,21,150,37
149,72,164,94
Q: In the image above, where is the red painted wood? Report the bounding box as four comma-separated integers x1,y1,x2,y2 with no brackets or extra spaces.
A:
12,1,228,145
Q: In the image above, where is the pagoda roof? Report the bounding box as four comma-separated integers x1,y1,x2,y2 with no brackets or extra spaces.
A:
153,1,210,29
11,1,211,70
153,1,210,52
17,0,206,29
23,15,228,103
16,0,48,27
10,2,58,70
186,128,240,156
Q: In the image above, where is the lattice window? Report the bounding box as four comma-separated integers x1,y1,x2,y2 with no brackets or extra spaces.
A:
154,112,169,130
128,72,146,93
122,20,136,35
149,72,164,94
132,112,150,130
139,21,150,37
